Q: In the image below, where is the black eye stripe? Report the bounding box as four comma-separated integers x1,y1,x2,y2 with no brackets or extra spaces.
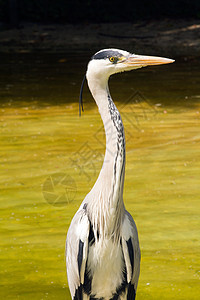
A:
92,50,123,60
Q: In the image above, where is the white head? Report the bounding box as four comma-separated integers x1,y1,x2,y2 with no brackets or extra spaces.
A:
86,48,174,82
79,48,174,115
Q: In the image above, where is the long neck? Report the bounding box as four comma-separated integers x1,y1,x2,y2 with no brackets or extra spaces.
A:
86,73,126,238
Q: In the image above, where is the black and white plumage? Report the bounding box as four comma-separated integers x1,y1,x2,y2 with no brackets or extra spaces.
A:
66,49,174,300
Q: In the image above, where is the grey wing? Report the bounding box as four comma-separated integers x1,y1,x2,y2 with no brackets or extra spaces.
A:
66,207,90,299
121,210,141,299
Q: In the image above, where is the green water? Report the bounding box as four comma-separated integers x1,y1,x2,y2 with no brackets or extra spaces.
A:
0,53,200,299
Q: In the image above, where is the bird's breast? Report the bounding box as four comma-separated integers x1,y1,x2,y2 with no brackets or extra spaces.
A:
86,237,124,299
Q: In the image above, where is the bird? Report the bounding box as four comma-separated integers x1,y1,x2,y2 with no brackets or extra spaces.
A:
66,48,174,300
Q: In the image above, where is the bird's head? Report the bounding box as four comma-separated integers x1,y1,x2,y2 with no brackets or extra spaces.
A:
87,48,174,79
79,48,174,115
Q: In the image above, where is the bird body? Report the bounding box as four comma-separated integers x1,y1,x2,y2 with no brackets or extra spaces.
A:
66,49,174,300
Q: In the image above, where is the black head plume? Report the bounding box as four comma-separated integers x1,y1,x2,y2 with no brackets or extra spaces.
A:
79,74,86,116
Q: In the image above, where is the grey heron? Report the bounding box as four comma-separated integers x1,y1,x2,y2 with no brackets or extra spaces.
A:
66,49,174,300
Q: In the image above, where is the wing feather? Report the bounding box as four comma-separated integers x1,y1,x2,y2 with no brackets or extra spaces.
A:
121,211,140,290
66,207,90,298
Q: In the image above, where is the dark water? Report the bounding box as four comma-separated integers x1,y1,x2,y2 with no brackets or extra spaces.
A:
0,53,199,108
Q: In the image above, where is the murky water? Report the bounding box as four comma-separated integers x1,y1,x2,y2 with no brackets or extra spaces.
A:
0,53,200,299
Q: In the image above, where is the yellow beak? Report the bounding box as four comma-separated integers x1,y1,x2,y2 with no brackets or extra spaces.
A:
124,54,175,67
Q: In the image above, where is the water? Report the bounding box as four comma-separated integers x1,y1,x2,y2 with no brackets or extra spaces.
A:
0,53,200,299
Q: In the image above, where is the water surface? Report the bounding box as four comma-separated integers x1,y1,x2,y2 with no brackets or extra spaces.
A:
0,53,200,299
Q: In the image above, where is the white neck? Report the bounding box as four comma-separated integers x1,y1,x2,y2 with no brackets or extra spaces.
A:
85,71,126,238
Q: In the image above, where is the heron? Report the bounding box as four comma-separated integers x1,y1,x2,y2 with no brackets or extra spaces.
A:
66,48,174,300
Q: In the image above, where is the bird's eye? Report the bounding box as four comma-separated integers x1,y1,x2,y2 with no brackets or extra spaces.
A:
109,57,116,63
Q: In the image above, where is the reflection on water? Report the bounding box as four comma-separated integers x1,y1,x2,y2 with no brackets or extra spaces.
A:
0,53,200,299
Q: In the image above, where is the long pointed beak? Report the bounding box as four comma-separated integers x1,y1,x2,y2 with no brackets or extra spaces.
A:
124,54,175,67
